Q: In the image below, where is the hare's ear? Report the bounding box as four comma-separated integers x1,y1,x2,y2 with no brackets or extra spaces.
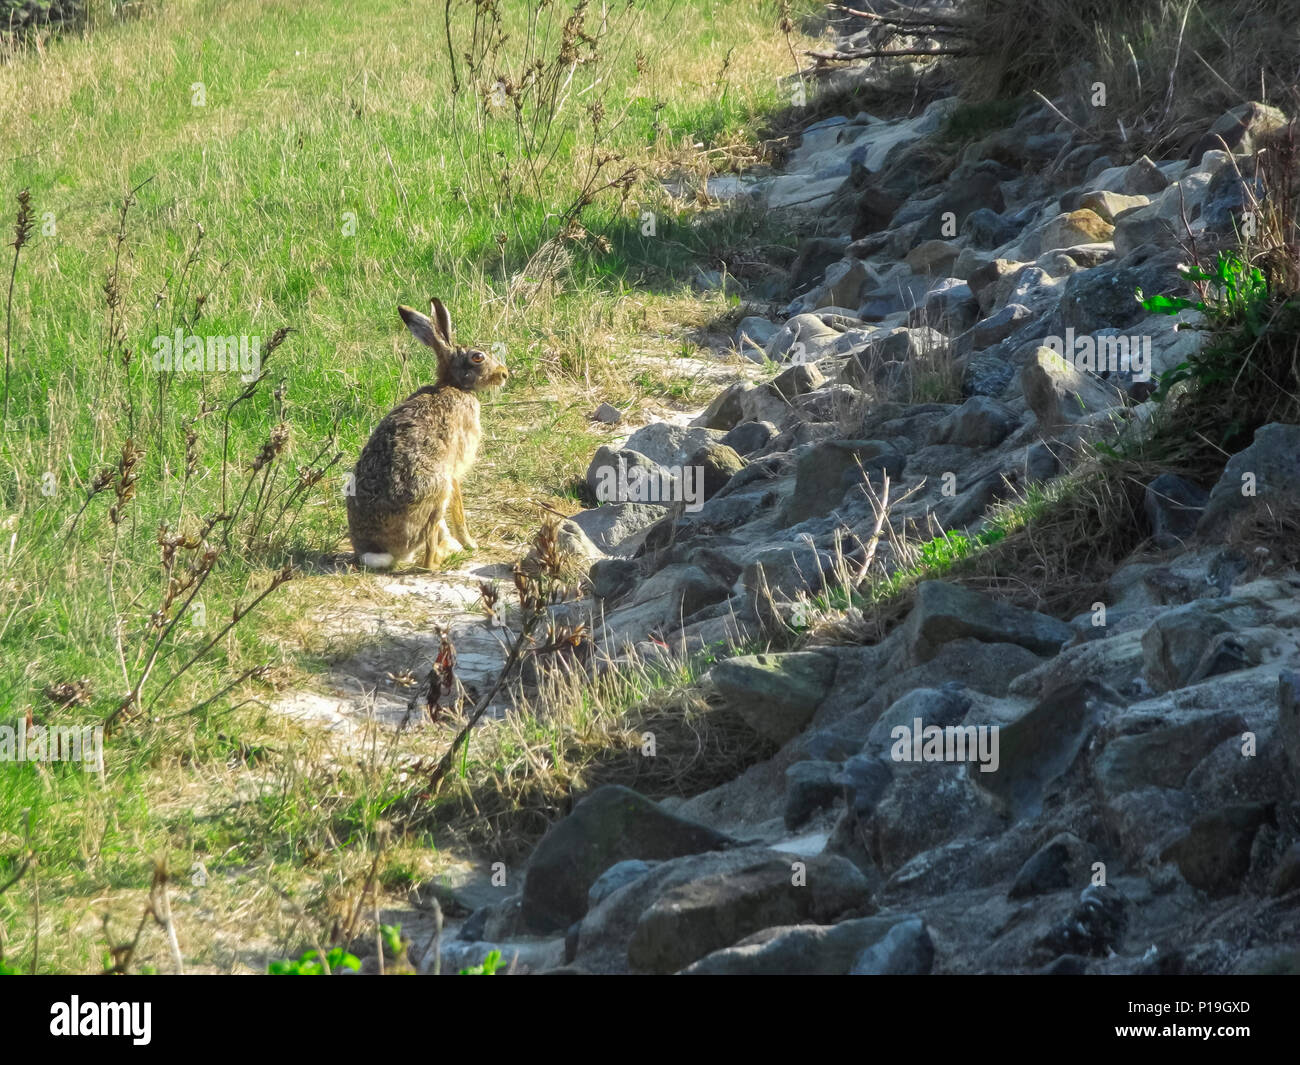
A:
398,305,450,356
429,297,454,346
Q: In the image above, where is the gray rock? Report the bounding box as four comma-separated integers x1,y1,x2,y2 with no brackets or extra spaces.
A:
962,351,1016,396
865,684,972,752
1198,423,1300,536
1268,842,1300,897
1278,670,1300,773
686,442,745,501
622,563,730,623
571,503,669,555
1008,833,1089,899
1023,440,1060,483
868,760,999,870
1112,198,1186,258
1020,346,1122,428
849,917,934,974
905,239,961,275
1202,169,1266,237
965,302,1033,351
1123,155,1169,195
585,445,667,501
784,760,844,828
622,422,725,469
593,402,622,424
778,439,904,527
910,278,979,334
932,395,1018,447
520,785,734,933
1189,101,1288,164
842,754,893,816
1078,190,1151,223
588,860,656,908
1096,711,1246,795
771,362,826,399
1140,605,1233,693
735,316,780,360
1160,803,1273,898
705,651,838,744
968,258,1020,315
1021,209,1114,258
971,680,1117,818
1144,473,1209,548
787,258,875,315
1058,261,1158,334
965,207,1020,249
1000,266,1064,317
902,580,1073,664
840,326,947,388
589,556,641,600
627,852,870,973
554,519,604,563
740,542,834,606
916,169,1006,241
766,312,845,359
1037,884,1128,957
720,420,778,456
738,381,798,430
789,236,851,294
683,915,913,975
693,382,750,431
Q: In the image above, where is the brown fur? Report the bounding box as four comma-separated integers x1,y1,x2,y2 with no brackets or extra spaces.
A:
347,299,508,569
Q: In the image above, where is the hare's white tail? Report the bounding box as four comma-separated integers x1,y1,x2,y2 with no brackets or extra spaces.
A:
358,552,395,569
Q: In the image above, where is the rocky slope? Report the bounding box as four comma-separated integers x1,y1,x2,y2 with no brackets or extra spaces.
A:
436,10,1300,974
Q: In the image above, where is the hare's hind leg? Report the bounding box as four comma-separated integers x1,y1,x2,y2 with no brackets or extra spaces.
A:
419,486,455,570
447,481,476,551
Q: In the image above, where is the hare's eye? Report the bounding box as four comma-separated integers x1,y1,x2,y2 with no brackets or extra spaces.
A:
469,351,486,364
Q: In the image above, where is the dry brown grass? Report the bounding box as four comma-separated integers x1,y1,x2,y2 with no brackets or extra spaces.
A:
398,644,775,863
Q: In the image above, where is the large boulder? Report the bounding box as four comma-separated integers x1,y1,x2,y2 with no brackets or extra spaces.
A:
849,917,935,975
682,914,916,975
520,785,734,933
1160,803,1274,898
1197,423,1300,536
931,395,1018,447
778,439,905,526
687,441,746,501
706,651,839,744
901,581,1073,664
570,502,669,555
621,422,725,469
1095,711,1246,795
1140,605,1233,693
969,680,1118,818
787,258,876,315
627,852,870,973
1021,209,1114,258
1189,102,1289,164
1020,347,1122,428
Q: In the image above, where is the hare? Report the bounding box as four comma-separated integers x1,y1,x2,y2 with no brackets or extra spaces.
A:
348,299,508,570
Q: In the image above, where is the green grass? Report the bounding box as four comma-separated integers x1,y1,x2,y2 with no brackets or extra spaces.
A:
0,0,817,972
787,479,1061,634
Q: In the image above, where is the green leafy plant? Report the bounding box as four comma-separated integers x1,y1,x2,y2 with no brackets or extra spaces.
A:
268,946,361,975
379,924,404,958
1139,252,1269,320
1137,252,1274,399
459,949,503,975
